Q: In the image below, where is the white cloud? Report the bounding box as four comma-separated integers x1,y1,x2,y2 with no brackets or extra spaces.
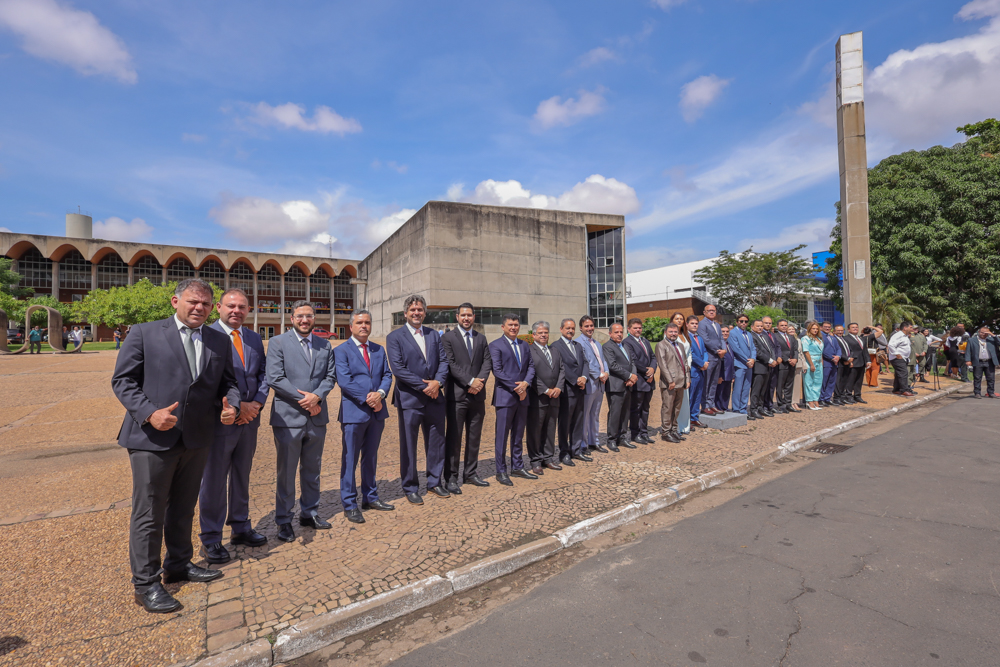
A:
448,174,641,216
93,216,153,241
578,47,619,68
865,0,1000,148
736,218,834,254
0,226,11,232
246,102,362,136
371,159,408,174
651,0,688,10
533,87,606,130
679,74,732,122
0,0,136,83
210,196,329,243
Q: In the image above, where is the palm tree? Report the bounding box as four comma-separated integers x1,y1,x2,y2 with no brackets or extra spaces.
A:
871,279,924,331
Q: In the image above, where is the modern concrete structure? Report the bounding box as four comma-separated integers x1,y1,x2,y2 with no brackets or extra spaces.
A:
1,214,361,340
625,257,719,320
358,201,626,338
836,31,873,327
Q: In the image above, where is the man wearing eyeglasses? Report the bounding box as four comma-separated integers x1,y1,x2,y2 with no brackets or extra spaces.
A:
265,301,338,543
727,315,756,416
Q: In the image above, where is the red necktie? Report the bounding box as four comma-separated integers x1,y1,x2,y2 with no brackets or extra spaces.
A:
361,342,371,369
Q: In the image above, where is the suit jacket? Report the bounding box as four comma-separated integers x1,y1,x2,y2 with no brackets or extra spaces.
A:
720,346,735,381
441,326,492,403
655,338,690,389
577,335,608,394
334,338,393,423
553,337,587,397
752,331,776,375
266,329,337,428
528,343,564,407
623,334,657,392
774,330,799,368
689,333,708,371
965,335,1000,367
841,333,866,368
386,324,449,410
489,336,535,408
112,317,241,451
210,323,269,434
729,327,756,370
602,340,637,393
910,332,929,358
698,317,724,357
822,332,840,364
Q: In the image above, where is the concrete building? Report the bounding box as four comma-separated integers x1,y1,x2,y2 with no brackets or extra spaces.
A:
626,257,719,321
357,201,625,338
1,215,361,340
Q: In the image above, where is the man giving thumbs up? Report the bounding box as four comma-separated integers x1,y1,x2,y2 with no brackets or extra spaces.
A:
112,278,241,614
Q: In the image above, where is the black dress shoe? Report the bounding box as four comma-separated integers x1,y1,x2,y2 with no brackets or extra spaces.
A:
560,455,576,467
854,397,867,404
592,444,608,453
202,542,231,564
344,508,366,524
277,523,295,542
406,493,424,505
619,439,637,449
231,529,267,547
361,499,395,511
135,583,181,614
496,473,513,486
607,442,620,452
747,411,758,420
662,432,681,443
445,482,463,495
428,485,451,498
572,453,593,462
510,468,538,480
299,515,332,529
465,475,490,487
542,461,563,471
164,562,224,584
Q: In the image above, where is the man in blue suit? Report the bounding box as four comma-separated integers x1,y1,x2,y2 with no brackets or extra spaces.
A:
386,295,450,504
334,309,395,523
728,315,756,415
199,288,270,564
577,315,609,454
689,325,709,427
697,305,727,415
820,321,841,406
489,313,537,486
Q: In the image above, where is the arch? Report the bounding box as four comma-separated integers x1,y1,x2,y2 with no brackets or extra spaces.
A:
163,251,197,270
126,247,159,266
0,305,81,355
197,254,226,270
228,256,257,272
313,263,335,279
289,260,312,276
339,263,358,278
260,258,284,275
49,242,86,262
89,245,120,264
165,255,195,281
3,240,42,260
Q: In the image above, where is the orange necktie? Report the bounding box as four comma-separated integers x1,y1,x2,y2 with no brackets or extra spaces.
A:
231,329,245,367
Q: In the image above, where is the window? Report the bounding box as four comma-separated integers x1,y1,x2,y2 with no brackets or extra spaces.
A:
199,260,226,288
96,253,128,289
257,264,281,298
59,250,91,290
587,228,624,329
15,248,52,292
285,266,307,299
166,257,195,281
133,255,162,285
310,270,331,299
784,299,808,325
333,269,353,300
814,299,836,324
229,261,254,293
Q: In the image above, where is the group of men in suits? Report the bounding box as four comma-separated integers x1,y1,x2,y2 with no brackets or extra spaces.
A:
820,321,872,407
724,316,803,420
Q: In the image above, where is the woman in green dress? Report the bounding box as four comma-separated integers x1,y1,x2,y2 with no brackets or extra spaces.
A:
801,320,825,410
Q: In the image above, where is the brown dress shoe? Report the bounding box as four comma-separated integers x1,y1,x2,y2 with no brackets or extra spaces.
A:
531,466,544,476
542,461,563,471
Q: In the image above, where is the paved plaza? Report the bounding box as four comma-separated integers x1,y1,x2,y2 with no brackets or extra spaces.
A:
0,347,960,666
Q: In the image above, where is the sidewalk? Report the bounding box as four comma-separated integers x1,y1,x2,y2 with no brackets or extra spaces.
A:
0,350,960,666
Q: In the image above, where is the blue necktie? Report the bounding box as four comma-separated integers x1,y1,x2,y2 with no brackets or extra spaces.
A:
512,339,521,365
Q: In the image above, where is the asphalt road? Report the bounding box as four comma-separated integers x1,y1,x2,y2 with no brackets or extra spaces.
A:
389,394,1000,666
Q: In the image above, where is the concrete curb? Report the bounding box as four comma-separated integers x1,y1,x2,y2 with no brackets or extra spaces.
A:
191,384,965,667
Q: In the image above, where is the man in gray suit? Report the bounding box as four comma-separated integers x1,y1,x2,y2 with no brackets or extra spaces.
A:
265,300,337,543
603,322,638,452
697,305,726,415
527,321,565,475
112,278,239,614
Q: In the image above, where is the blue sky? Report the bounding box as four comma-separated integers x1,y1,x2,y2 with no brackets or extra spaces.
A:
1,0,998,269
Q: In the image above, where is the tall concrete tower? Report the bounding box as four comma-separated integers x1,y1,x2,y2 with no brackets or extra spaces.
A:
836,32,873,327
66,212,93,239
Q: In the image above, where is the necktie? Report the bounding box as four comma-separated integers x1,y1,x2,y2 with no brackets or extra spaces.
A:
543,345,552,365
589,338,603,371
466,331,474,357
512,339,521,365
672,341,684,368
301,336,312,362
181,326,198,380
231,329,245,368
619,342,629,360
361,342,370,369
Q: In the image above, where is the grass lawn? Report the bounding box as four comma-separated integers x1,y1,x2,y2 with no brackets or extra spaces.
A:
23,342,122,352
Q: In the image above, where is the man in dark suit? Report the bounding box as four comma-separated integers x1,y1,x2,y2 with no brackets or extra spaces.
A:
750,320,777,419
199,288,269,565
839,322,870,404
761,316,781,411
773,319,800,413
715,325,735,412
489,313,536,486
697,305,726,415
830,324,854,405
603,322,638,452
965,326,999,398
441,303,493,493
526,321,564,475
266,301,338,542
386,295,451,504
553,318,590,466
820,321,841,406
112,278,239,614
333,309,395,524
623,318,656,444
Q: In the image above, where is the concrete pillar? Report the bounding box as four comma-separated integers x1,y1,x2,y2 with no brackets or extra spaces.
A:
330,275,335,333
279,274,285,334
807,297,816,322
127,264,134,286
51,263,60,302
253,271,258,333
161,266,168,285
224,270,229,291
836,32,873,327
91,262,98,291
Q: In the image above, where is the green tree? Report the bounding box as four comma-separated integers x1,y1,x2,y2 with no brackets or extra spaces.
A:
871,279,924,332
72,279,223,327
0,258,33,298
692,246,816,315
640,316,671,343
823,118,1000,326
0,292,74,326
744,305,788,325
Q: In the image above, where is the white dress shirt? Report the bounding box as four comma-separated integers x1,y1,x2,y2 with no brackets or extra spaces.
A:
407,322,426,358
887,331,911,361
173,314,203,372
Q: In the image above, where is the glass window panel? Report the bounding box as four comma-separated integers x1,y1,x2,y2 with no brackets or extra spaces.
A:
97,253,128,289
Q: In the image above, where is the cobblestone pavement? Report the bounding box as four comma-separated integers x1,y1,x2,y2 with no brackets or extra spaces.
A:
0,349,960,666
